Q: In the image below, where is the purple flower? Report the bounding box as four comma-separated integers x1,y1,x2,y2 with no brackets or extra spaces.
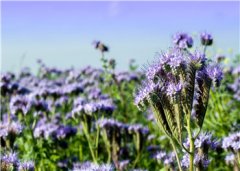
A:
18,161,35,171
205,64,223,86
31,98,50,112
181,153,210,168
153,151,176,167
222,131,240,152
153,151,167,160
195,132,218,150
115,71,140,83
173,32,193,49
201,32,213,46
119,160,129,170
33,119,58,139
83,102,99,114
54,96,69,107
10,95,32,115
128,124,149,135
73,161,114,171
134,81,157,107
1,152,19,169
233,65,240,75
225,153,235,165
62,83,83,95
55,125,77,139
166,82,183,96
145,59,164,81
92,40,109,53
190,51,207,66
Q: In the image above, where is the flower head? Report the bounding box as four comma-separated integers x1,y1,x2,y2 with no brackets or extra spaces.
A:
201,32,213,46
173,32,193,49
166,82,183,96
92,40,109,53
222,131,240,152
205,64,223,87
18,161,35,171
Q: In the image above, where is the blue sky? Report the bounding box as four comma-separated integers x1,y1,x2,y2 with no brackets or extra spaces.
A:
1,1,239,73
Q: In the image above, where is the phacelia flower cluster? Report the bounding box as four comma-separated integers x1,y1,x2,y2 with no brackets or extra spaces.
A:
222,131,240,152
135,33,222,146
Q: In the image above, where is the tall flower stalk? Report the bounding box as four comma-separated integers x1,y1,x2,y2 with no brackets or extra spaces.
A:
134,32,223,170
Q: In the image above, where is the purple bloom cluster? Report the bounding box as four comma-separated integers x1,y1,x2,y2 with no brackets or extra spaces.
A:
118,160,130,170
194,132,219,150
33,117,77,141
1,152,34,171
135,46,222,106
222,131,240,152
135,46,222,112
205,64,223,87
18,161,35,171
72,99,115,116
173,32,193,49
97,118,149,136
9,95,32,115
73,161,114,171
228,76,240,101
201,32,213,46
153,151,176,168
182,132,219,169
97,118,150,162
115,71,141,83
166,82,183,96
183,132,219,152
224,153,235,166
92,40,109,53
0,121,23,138
181,153,210,169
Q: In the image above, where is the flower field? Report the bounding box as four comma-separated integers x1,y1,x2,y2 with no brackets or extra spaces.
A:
1,32,240,171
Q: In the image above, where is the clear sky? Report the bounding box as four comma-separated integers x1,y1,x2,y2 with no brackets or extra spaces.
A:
1,1,240,73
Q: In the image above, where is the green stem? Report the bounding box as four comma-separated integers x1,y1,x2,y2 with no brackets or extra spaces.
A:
133,133,141,168
81,121,97,163
187,117,194,171
170,139,183,171
102,129,111,163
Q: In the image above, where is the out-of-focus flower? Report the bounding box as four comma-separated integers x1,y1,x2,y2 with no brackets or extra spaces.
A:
225,153,235,166
200,32,213,46
181,153,210,169
92,40,109,53
18,161,35,171
205,64,223,87
10,95,32,115
1,152,19,170
72,161,114,171
194,132,219,150
173,32,193,49
153,151,176,168
118,160,130,170
222,131,240,152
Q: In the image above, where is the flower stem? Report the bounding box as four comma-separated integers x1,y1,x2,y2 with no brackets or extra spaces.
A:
187,117,194,171
170,139,183,171
81,120,97,163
